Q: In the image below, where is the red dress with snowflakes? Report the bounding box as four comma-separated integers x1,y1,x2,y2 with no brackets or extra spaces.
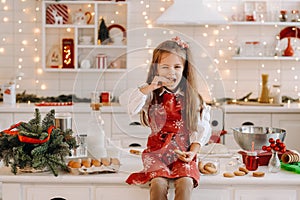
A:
126,92,200,187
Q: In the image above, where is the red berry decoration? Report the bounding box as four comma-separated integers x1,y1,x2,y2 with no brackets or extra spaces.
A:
269,138,275,144
262,137,286,153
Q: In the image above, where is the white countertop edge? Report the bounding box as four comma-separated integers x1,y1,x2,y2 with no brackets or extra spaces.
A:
0,167,299,186
0,103,126,113
224,103,300,113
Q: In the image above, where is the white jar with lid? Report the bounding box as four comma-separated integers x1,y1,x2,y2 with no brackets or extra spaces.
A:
86,110,107,158
270,85,281,104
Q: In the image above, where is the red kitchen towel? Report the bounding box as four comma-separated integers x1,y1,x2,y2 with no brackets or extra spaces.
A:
46,4,69,24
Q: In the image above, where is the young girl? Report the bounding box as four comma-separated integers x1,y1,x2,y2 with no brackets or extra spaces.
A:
121,36,211,200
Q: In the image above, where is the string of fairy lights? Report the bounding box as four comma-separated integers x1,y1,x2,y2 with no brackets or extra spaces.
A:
0,0,299,99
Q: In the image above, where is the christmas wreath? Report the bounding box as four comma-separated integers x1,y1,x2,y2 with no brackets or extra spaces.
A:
0,109,77,176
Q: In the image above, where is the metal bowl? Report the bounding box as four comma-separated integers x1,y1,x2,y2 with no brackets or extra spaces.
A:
232,126,286,151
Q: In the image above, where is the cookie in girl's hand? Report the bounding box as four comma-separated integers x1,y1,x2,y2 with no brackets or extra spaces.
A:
174,149,186,157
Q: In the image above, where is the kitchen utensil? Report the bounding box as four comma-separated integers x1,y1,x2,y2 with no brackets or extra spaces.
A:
232,126,286,151
55,113,72,131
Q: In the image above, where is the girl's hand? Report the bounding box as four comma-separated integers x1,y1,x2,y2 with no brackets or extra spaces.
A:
139,76,176,95
175,150,197,163
151,76,175,89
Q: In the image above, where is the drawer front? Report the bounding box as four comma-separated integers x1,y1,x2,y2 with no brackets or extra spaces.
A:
25,185,91,200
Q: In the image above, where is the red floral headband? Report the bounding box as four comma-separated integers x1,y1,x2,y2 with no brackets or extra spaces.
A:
171,36,189,49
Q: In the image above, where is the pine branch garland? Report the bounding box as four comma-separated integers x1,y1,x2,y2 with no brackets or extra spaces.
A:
0,109,76,176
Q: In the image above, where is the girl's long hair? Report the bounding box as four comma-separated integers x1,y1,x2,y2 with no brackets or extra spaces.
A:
141,39,204,132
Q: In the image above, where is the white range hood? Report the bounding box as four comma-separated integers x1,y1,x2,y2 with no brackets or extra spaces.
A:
156,0,227,25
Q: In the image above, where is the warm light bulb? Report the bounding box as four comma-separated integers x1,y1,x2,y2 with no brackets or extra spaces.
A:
37,68,43,74
3,6,8,10
41,84,46,90
34,28,40,34
18,65,22,69
0,47,4,53
115,11,119,15
20,48,24,52
18,28,22,33
3,17,8,22
142,11,147,15
18,58,23,62
160,7,165,12
67,28,71,32
22,40,28,45
34,56,40,62
213,30,219,35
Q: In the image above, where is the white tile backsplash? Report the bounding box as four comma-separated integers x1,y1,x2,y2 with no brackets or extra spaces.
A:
0,0,300,102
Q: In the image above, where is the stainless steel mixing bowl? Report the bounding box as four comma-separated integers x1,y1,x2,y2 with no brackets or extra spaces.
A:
232,126,286,151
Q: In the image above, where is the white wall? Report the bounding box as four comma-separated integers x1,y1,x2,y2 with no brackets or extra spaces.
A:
0,0,299,102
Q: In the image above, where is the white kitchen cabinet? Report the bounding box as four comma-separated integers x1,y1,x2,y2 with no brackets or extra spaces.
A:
95,186,149,200
234,189,297,200
224,113,271,149
272,114,300,152
24,184,91,200
73,112,112,138
192,188,231,200
0,113,13,131
42,0,128,72
111,113,150,148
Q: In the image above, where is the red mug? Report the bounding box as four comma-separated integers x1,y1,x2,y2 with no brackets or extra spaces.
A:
101,92,110,103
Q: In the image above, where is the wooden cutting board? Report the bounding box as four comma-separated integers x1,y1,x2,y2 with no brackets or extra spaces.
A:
237,101,284,107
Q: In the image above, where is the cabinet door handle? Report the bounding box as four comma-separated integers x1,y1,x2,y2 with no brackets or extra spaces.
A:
129,122,141,126
242,122,254,126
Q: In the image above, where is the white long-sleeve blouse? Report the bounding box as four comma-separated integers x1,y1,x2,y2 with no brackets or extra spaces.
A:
119,87,212,147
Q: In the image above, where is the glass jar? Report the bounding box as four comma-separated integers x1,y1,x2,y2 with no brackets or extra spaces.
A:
270,85,281,104
78,134,88,157
291,10,300,22
245,151,259,171
86,110,107,158
279,10,288,22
